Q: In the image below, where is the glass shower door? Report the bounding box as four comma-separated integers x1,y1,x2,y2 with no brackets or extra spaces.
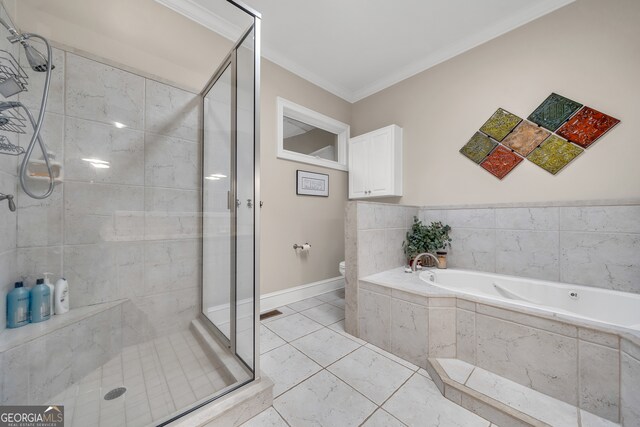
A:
202,62,233,343
201,22,258,372
234,27,256,368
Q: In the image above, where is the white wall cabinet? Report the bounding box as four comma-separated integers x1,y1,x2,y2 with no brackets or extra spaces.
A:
348,124,403,199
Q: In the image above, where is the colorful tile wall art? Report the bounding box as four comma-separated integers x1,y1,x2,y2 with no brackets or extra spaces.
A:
479,108,522,141
556,106,620,148
481,145,523,179
502,121,550,157
527,135,583,175
528,93,582,131
459,93,620,180
460,132,497,163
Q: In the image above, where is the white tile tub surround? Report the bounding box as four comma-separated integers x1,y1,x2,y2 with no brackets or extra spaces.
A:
621,339,640,427
356,275,640,424
344,201,418,336
417,202,640,293
357,281,458,369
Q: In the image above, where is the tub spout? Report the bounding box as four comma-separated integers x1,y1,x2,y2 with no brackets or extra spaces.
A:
411,252,440,271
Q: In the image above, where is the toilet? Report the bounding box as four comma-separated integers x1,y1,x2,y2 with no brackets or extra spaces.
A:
339,260,345,277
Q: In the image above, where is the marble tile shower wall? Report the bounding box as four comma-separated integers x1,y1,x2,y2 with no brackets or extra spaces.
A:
0,7,19,331
419,204,640,293
1,46,201,334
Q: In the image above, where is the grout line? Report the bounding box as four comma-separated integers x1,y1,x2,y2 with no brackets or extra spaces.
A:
270,405,293,427
378,371,422,408
463,366,475,386
264,302,423,412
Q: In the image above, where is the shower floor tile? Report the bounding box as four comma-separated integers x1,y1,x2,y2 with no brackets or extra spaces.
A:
49,329,237,427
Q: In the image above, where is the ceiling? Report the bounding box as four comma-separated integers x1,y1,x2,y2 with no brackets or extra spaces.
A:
156,0,574,102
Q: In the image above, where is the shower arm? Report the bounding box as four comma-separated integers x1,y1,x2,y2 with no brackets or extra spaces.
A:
0,15,19,38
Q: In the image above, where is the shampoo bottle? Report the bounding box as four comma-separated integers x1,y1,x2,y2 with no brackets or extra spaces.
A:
30,278,51,323
6,282,30,328
54,278,69,315
43,272,55,315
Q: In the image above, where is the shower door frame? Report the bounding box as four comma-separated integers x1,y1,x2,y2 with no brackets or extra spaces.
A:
198,4,261,377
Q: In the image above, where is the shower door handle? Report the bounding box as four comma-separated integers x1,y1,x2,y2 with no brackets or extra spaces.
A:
227,191,241,209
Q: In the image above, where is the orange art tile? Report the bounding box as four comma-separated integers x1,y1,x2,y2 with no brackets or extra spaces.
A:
480,145,523,179
501,121,551,157
556,106,620,148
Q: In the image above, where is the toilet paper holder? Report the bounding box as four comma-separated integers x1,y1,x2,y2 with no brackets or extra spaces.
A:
293,243,311,250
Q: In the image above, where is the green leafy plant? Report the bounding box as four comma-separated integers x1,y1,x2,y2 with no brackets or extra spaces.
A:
403,217,452,260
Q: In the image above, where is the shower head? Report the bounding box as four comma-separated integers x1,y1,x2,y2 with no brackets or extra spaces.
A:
0,15,55,72
21,42,54,72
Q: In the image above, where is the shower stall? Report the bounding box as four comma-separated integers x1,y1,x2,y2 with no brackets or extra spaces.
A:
0,0,264,425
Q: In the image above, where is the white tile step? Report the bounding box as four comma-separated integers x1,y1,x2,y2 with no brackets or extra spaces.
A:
430,358,619,427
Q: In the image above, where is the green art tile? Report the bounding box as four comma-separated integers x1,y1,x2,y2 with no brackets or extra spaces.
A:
479,108,522,142
528,93,583,131
460,131,497,164
527,135,583,175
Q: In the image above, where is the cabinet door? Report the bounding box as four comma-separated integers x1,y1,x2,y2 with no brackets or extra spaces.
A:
349,135,369,198
368,129,393,196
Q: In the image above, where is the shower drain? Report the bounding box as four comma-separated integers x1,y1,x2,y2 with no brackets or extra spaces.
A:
104,387,127,400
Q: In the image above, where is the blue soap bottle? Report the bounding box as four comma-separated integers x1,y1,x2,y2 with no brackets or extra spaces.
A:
30,278,51,323
6,281,30,328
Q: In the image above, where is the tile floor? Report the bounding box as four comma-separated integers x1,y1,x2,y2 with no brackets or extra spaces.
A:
49,329,241,427
243,290,498,427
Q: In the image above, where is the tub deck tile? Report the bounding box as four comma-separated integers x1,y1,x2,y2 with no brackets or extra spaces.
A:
465,366,578,427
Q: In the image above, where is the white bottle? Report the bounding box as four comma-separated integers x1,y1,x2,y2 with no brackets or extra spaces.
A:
54,278,69,315
43,272,55,315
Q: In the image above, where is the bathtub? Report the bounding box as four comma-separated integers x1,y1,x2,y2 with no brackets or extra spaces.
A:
419,268,640,331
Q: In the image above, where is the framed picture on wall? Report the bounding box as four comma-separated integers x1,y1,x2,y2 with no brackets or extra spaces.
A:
296,170,329,197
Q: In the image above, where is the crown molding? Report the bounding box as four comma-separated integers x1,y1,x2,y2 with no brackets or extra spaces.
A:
154,0,242,41
156,0,575,104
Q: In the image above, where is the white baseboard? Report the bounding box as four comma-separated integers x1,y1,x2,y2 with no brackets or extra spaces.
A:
260,276,344,313
205,276,345,320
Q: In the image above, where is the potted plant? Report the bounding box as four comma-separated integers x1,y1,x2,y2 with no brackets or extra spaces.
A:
403,217,452,268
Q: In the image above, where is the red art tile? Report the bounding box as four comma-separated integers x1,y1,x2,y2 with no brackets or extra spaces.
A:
480,145,523,179
556,106,620,148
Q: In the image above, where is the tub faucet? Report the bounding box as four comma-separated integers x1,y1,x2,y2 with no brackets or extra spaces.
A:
411,252,440,271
